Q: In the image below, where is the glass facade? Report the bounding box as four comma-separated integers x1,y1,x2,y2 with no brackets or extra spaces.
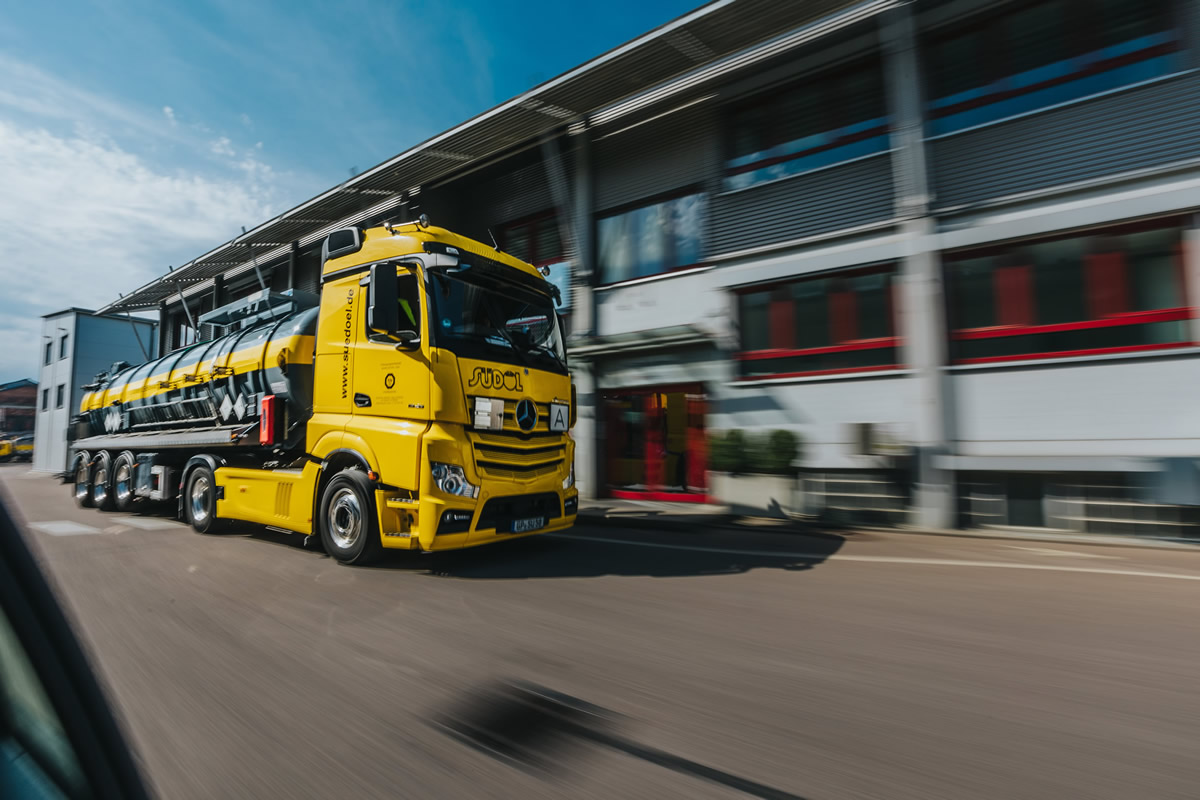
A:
945,220,1190,362
925,0,1183,136
736,265,901,378
724,59,889,191
596,192,707,284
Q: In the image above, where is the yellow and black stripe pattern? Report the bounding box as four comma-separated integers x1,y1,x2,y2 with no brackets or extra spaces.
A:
79,307,318,445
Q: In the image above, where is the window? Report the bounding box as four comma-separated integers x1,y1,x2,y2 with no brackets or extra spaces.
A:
925,0,1183,136
736,265,901,378
172,315,197,349
58,335,68,360
724,59,889,191
945,219,1190,363
597,192,707,284
55,384,64,409
500,214,563,266
367,271,421,335
41,389,48,411
43,341,51,366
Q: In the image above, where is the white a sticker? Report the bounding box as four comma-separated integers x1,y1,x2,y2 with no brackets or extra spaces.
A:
549,402,569,432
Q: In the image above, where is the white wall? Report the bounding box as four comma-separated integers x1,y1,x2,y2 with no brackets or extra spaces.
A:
595,269,732,341
33,312,77,473
953,353,1200,457
713,373,916,470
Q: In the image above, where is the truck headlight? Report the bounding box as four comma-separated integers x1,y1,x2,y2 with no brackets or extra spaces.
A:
431,462,479,498
562,459,575,490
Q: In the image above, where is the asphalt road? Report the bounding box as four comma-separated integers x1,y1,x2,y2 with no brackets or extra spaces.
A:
4,464,1200,800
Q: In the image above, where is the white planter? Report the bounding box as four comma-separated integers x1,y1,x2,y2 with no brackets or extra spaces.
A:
707,472,801,519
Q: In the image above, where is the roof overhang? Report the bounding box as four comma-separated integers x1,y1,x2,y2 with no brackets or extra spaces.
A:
99,0,891,315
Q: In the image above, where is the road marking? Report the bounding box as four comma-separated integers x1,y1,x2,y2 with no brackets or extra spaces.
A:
119,516,184,530
1009,546,1117,559
28,520,104,536
553,534,1200,582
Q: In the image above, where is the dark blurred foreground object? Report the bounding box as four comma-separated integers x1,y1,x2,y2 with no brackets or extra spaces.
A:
0,491,151,799
434,680,807,800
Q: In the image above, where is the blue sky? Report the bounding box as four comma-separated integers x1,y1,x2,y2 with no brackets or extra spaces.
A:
0,0,700,382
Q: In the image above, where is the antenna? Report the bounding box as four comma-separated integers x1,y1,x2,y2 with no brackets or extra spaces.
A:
488,228,500,251
173,280,198,341
242,226,268,292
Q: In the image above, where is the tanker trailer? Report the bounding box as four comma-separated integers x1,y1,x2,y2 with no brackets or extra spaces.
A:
70,221,578,565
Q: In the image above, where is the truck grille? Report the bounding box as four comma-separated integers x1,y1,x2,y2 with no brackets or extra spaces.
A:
468,426,567,482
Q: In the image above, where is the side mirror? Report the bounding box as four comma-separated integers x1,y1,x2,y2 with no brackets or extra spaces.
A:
367,263,399,334
393,329,420,350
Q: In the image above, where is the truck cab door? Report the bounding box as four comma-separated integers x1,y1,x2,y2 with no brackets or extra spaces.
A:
345,264,430,492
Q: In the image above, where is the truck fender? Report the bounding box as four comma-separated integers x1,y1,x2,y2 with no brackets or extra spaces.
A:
309,433,381,537
177,454,227,520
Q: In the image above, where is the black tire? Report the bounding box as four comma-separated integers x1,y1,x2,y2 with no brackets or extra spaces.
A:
184,465,224,534
111,452,138,513
73,453,92,509
91,452,115,511
318,468,383,566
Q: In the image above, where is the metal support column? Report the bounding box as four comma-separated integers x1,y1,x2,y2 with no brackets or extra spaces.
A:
881,1,956,529
570,125,599,499
1185,213,1200,345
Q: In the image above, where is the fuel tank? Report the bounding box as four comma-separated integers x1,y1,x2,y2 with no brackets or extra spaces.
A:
79,306,318,447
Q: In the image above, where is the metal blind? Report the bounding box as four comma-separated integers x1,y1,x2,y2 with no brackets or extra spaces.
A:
592,102,719,212
709,155,894,254
931,73,1200,209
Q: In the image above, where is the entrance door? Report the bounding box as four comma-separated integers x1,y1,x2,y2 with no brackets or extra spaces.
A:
602,384,707,502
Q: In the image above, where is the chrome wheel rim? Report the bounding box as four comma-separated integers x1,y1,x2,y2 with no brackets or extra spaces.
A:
74,463,89,502
115,462,132,505
190,474,211,524
327,487,362,550
92,466,108,505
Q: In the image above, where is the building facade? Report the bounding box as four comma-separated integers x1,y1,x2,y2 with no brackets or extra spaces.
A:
0,379,37,436
103,0,1200,536
32,310,158,474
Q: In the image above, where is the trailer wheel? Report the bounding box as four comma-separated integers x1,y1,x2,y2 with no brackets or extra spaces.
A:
184,464,224,534
73,453,92,508
91,452,115,511
318,468,383,566
111,452,138,513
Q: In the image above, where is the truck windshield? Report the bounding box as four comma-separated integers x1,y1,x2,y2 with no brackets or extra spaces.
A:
429,271,567,374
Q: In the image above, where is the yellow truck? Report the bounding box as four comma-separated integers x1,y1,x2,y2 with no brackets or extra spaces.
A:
71,220,577,564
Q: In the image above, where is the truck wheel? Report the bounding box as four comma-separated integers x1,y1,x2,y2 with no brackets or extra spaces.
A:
318,468,383,566
73,453,93,508
111,452,138,513
91,452,115,511
184,465,224,534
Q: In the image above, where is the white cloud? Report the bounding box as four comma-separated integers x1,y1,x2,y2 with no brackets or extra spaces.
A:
0,53,321,382
239,112,252,128
209,135,235,157
0,120,278,381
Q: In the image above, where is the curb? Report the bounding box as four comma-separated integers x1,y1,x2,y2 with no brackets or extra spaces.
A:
576,511,1200,552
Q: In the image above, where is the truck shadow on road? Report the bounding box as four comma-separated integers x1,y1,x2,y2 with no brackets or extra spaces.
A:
421,529,844,580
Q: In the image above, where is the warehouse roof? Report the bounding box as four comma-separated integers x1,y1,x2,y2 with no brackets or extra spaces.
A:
100,0,889,314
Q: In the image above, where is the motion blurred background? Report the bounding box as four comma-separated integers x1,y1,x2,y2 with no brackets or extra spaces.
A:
19,0,1200,541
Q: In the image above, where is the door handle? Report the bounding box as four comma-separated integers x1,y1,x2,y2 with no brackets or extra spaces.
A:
354,393,372,408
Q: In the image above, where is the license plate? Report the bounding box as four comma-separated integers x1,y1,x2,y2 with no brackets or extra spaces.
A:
511,516,545,533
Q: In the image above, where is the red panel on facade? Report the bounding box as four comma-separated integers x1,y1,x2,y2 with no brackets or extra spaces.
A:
994,264,1033,326
1086,250,1127,318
